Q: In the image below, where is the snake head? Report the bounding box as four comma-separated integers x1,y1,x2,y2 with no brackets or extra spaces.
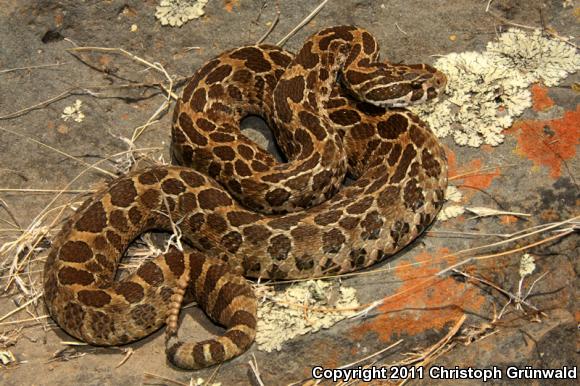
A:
344,63,447,108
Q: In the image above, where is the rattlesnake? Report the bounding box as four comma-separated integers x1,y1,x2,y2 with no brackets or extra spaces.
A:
43,26,448,369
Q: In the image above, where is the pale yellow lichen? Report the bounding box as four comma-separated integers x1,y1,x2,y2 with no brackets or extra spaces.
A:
411,28,579,147
255,280,359,352
61,99,85,123
519,253,536,278
155,0,208,27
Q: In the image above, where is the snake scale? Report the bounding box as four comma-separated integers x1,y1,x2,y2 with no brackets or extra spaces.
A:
43,26,448,369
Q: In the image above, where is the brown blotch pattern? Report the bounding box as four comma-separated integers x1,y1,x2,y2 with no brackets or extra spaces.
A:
59,240,93,263
137,261,164,286
221,231,243,253
198,188,232,210
230,46,272,73
322,228,346,253
115,281,144,303
378,114,408,139
130,303,157,328
138,168,168,185
77,289,111,308
58,266,95,285
109,210,129,232
268,234,291,260
109,179,138,208
76,201,107,233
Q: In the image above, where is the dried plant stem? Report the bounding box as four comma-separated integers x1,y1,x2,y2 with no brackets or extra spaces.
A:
0,314,50,326
0,293,42,323
397,315,466,386
256,8,281,44
437,228,575,276
487,11,578,49
0,89,74,120
277,0,329,47
1,147,160,291
262,215,579,285
205,362,222,386
0,62,68,75
452,269,543,313
68,47,179,100
0,126,115,177
142,372,188,386
248,354,265,386
449,164,512,181
0,188,95,194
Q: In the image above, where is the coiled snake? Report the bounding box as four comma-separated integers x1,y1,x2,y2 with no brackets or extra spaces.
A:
44,25,448,369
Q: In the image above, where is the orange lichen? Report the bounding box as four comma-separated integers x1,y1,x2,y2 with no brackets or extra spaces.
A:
351,249,488,342
500,215,519,225
223,0,239,12
447,149,501,191
508,106,580,179
98,54,113,68
531,84,555,111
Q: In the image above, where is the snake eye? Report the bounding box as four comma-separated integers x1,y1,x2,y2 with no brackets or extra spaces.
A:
411,81,422,90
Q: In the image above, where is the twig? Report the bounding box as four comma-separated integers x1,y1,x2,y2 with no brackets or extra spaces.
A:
0,126,115,177
0,89,74,120
0,293,42,323
0,79,187,121
256,9,281,44
0,198,21,229
437,228,575,276
523,271,550,302
143,372,188,386
397,315,466,386
0,147,160,291
451,269,544,314
0,314,50,326
204,362,222,386
487,11,578,49
115,348,134,368
248,353,265,386
260,216,579,285
0,62,68,75
395,23,408,35
449,164,512,181
485,0,494,13
0,188,95,194
67,47,179,99
277,0,329,47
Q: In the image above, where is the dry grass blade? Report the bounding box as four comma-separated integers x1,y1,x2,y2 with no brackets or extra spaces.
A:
256,8,280,44
0,90,73,120
0,293,42,323
0,147,160,292
248,353,265,386
277,0,329,46
258,215,579,286
0,126,115,177
67,46,179,100
0,315,50,326
437,228,575,276
452,269,544,314
143,372,189,386
396,315,466,386
486,10,578,49
0,188,94,194
115,348,134,368
0,62,68,75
